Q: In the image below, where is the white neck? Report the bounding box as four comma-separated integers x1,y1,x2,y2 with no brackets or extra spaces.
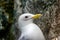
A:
18,19,33,31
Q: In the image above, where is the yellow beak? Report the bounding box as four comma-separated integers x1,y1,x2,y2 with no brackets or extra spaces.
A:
32,14,42,19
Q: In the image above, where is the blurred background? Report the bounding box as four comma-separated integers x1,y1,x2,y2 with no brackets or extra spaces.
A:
0,0,14,40
0,0,60,40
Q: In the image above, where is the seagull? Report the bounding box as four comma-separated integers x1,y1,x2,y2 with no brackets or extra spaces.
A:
18,13,45,40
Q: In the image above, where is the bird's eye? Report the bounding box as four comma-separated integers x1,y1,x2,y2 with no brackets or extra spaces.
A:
25,16,28,18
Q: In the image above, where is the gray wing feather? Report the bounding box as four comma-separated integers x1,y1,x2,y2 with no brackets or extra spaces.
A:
19,36,30,40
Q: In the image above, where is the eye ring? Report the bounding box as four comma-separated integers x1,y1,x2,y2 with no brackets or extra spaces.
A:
25,16,28,18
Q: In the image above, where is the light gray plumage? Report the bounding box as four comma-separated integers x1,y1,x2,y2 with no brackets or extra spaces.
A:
18,13,45,40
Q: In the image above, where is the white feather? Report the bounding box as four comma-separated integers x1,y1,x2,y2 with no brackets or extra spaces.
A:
18,13,45,40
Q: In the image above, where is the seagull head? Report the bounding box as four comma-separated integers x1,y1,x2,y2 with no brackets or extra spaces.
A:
18,13,42,28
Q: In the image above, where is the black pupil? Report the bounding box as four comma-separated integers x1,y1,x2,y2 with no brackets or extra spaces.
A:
25,16,28,18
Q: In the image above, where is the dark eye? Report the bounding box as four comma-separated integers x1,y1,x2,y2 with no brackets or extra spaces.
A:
25,16,28,18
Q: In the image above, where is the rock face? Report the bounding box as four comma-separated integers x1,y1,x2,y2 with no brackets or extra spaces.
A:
14,0,60,40
0,0,14,40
